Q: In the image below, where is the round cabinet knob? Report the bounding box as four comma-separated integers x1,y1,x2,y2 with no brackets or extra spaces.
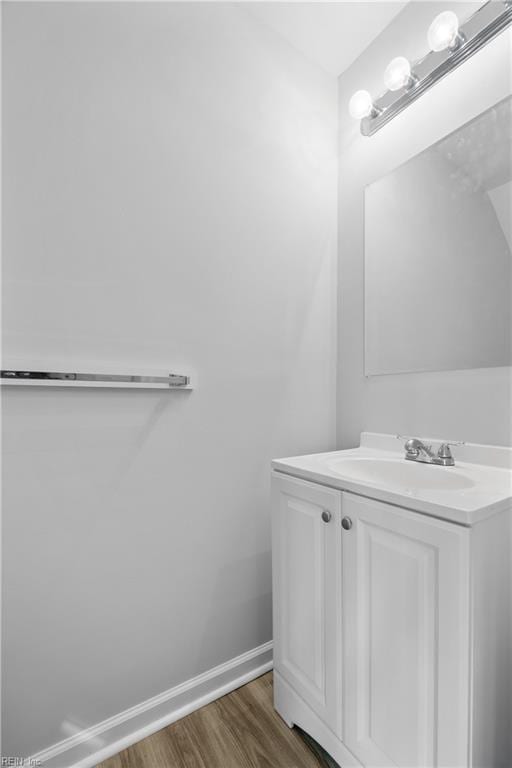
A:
341,517,352,531
321,510,331,523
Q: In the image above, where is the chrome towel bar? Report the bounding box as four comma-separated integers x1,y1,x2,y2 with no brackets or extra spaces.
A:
1,370,191,388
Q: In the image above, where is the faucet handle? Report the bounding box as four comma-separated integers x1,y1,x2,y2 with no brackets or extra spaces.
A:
396,434,417,445
403,437,433,458
437,441,465,458
404,438,419,457
437,443,453,459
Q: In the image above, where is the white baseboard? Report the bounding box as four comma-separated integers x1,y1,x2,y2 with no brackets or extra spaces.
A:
31,641,273,768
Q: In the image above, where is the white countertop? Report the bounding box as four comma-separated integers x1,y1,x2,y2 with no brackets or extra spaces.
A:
272,433,512,526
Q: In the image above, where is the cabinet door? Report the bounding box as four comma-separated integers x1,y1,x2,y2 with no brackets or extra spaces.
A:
342,492,470,768
272,472,341,734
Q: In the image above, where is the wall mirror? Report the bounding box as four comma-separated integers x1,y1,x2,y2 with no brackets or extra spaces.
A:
364,97,512,376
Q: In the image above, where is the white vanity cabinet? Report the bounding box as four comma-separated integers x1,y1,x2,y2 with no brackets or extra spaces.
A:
341,492,469,768
272,475,342,734
272,470,512,768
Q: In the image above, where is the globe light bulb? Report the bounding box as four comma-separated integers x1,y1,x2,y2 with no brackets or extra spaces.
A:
384,56,414,91
427,11,462,52
348,90,374,120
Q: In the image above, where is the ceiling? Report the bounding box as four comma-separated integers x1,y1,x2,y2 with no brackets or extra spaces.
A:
242,2,408,76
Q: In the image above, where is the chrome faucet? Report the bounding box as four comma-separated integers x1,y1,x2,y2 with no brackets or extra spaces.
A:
398,436,464,467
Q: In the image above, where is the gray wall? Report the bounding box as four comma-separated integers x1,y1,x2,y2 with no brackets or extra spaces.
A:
1,2,337,757
337,2,512,448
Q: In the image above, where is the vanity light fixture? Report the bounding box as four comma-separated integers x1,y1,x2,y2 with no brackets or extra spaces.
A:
349,0,512,136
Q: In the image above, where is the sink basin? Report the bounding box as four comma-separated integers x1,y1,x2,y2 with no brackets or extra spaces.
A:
327,457,475,492
272,432,512,525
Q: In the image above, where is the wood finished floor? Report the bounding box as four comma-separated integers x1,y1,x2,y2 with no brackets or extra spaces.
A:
96,672,333,768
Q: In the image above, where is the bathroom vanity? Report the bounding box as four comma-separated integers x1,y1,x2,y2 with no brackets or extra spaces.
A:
271,433,512,768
